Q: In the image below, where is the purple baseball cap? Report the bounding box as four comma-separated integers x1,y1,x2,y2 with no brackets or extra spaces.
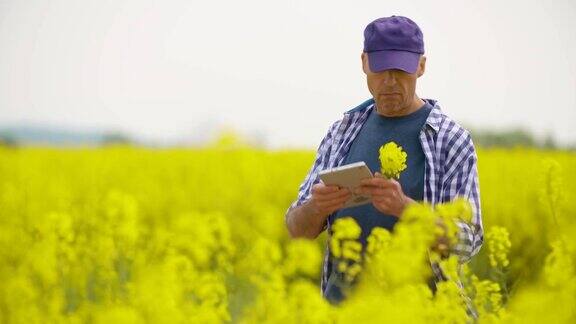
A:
363,16,424,74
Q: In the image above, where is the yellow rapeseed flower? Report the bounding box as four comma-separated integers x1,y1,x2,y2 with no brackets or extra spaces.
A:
379,142,407,179
330,217,363,284
486,226,511,268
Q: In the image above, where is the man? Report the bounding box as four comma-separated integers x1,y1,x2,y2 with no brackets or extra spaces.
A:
284,15,483,306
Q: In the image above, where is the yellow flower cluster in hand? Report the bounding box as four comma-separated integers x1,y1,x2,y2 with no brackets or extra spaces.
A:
379,142,407,180
486,226,511,268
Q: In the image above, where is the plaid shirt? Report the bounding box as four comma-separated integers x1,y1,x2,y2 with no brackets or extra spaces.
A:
286,98,484,298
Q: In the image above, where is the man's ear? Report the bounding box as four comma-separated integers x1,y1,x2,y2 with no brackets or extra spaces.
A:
361,52,369,74
417,55,426,77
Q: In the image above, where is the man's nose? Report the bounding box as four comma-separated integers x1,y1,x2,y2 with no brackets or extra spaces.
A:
380,70,397,86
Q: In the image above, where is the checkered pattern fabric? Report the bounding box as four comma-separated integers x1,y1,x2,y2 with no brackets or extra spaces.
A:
285,98,483,304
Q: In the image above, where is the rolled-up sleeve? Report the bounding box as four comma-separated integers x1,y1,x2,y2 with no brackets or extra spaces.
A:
441,133,484,263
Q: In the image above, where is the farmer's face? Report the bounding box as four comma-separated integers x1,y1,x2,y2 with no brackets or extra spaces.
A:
362,52,426,117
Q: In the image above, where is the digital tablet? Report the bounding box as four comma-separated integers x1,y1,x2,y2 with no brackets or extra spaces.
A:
318,161,374,208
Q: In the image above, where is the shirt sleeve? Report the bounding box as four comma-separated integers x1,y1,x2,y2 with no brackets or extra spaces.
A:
441,132,484,264
285,120,340,231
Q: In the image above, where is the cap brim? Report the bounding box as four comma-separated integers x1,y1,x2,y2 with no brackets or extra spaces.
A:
367,50,421,74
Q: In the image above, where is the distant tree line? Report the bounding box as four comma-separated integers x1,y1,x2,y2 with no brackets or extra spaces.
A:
99,132,133,145
0,127,574,150
467,127,565,149
0,131,133,148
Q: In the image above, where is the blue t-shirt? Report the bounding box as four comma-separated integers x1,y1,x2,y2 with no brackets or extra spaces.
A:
323,100,433,302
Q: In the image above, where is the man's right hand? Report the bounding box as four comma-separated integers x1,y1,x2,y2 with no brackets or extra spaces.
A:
285,183,351,239
309,183,351,217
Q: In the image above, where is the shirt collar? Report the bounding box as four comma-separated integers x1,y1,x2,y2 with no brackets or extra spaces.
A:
345,97,442,133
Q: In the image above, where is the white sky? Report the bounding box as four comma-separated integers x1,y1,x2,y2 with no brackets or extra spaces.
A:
0,0,575,148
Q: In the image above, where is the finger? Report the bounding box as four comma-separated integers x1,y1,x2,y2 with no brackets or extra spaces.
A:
387,179,402,191
312,183,341,194
358,186,396,197
360,177,396,188
315,188,351,201
377,188,398,198
372,200,390,212
360,177,381,186
373,196,393,205
366,181,401,192
373,199,394,213
356,186,376,196
374,188,397,198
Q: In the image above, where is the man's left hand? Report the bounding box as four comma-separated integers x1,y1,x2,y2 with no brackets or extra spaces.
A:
357,172,415,217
